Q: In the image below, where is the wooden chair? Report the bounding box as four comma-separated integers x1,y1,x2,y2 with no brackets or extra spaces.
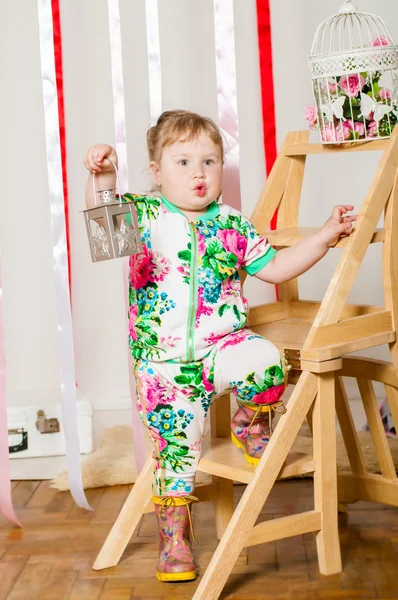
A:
92,129,398,600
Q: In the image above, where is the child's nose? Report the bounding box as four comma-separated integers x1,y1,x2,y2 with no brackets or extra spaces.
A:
193,166,205,178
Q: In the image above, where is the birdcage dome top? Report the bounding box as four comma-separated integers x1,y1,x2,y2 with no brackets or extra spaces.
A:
309,1,398,79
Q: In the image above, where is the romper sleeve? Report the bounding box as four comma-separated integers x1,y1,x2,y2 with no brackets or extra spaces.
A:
239,217,277,275
119,193,158,229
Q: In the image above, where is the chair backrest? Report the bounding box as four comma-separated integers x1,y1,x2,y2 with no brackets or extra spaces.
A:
249,128,398,361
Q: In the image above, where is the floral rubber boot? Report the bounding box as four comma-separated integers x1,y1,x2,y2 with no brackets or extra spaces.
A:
153,495,198,582
230,400,286,466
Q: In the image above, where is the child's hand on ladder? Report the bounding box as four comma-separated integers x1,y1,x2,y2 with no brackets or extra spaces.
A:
316,205,357,248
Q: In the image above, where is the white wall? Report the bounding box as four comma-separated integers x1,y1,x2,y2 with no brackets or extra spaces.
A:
1,0,397,435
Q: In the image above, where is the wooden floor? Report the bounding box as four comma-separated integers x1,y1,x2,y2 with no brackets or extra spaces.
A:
0,479,397,600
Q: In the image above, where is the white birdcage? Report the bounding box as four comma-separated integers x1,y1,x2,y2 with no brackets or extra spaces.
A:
307,0,398,144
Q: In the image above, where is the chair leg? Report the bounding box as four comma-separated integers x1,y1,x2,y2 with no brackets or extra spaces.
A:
193,371,318,600
313,372,342,575
335,376,367,477
93,453,153,570
213,477,234,540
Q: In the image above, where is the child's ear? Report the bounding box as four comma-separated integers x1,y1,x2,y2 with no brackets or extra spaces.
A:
149,161,161,185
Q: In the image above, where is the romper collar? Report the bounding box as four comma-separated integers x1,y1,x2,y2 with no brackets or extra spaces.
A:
160,195,220,222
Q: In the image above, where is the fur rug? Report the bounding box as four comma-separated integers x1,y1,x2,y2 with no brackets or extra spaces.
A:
51,424,398,491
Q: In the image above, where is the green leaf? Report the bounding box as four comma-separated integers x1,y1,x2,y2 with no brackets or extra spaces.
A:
233,305,241,321
217,252,238,271
195,373,203,386
180,365,200,374
246,373,256,385
178,250,191,262
174,375,193,385
218,304,230,317
153,403,173,413
206,238,224,256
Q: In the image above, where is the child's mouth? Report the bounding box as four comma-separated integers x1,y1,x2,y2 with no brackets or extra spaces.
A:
195,184,206,197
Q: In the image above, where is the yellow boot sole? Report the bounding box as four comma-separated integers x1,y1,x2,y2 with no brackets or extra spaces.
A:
156,569,197,582
231,432,260,466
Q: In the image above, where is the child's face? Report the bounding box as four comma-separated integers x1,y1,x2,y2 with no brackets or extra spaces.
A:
150,131,223,214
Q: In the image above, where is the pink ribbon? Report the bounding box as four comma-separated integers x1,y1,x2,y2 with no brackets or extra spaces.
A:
107,0,148,472
0,259,22,527
213,0,241,211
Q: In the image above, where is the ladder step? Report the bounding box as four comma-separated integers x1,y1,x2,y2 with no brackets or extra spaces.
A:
244,510,322,547
264,227,385,249
198,437,315,484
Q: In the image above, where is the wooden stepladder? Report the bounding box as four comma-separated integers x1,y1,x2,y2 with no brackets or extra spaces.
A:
93,129,398,600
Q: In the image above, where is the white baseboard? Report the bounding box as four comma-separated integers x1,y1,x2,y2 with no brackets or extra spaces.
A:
10,455,68,480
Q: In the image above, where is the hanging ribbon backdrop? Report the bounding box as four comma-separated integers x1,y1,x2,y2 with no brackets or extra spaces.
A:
256,0,278,299
0,0,278,523
256,0,278,229
37,0,91,511
213,0,241,212
107,0,148,473
145,0,162,127
0,258,22,526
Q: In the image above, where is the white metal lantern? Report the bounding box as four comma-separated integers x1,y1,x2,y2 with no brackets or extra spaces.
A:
83,162,142,262
308,0,398,144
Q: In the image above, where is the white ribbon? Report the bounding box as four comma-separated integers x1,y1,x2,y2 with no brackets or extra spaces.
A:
37,0,91,510
213,0,241,211
108,0,148,472
0,256,22,526
145,0,162,125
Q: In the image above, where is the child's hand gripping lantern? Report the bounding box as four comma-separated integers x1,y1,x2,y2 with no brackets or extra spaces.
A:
83,160,142,262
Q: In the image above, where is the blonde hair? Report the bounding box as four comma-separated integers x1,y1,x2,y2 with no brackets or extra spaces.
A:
147,110,224,165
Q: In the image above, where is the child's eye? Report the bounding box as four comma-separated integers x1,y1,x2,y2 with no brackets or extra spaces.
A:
179,160,188,166
204,159,214,166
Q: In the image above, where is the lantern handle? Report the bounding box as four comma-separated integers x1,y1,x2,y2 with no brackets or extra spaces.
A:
92,159,122,206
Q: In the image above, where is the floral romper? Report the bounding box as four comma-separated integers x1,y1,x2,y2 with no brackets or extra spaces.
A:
124,193,288,496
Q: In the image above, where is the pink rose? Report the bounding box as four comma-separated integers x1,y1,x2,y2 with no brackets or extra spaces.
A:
339,74,366,98
148,250,170,282
202,364,214,394
346,119,365,138
196,286,213,326
129,244,151,289
321,125,335,142
379,88,391,100
220,276,240,300
335,122,351,141
354,122,365,137
217,229,247,261
304,104,316,122
251,384,285,405
373,35,391,47
129,305,138,341
328,81,338,93
138,373,176,413
367,121,379,137
197,232,206,255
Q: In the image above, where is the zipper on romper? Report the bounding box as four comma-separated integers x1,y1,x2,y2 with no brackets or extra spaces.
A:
186,222,198,362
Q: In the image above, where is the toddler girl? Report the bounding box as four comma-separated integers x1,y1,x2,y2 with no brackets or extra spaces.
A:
84,109,356,582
